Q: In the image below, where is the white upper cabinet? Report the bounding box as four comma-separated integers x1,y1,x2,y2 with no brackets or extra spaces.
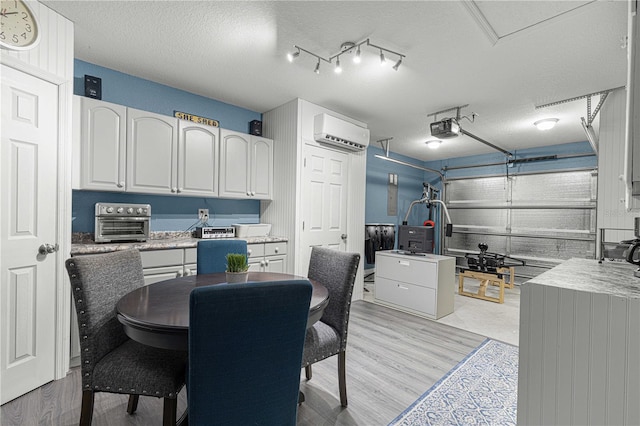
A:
177,120,219,196
219,129,273,200
76,96,127,191
126,108,179,194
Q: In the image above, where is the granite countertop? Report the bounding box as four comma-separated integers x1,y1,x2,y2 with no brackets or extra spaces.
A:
525,258,640,299
71,231,288,255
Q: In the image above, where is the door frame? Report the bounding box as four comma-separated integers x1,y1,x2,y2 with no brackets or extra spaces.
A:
1,56,74,381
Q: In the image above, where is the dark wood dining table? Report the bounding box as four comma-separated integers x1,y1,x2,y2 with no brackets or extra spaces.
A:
116,271,329,351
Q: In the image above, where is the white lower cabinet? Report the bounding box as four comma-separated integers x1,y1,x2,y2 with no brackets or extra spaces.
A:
247,242,287,273
374,251,455,320
140,248,197,285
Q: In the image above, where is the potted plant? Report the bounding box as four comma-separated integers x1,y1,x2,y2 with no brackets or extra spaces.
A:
225,253,249,283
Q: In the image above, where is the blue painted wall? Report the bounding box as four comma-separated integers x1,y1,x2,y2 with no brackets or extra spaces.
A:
72,60,262,232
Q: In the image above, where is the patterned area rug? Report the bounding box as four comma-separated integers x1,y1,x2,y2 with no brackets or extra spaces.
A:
389,339,518,426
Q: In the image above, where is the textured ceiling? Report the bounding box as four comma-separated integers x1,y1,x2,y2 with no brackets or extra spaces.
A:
41,0,629,161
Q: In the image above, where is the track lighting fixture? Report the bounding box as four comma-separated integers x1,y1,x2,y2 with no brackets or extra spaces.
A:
286,39,405,75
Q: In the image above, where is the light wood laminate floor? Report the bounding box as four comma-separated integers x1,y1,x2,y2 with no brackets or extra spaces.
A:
1,301,486,426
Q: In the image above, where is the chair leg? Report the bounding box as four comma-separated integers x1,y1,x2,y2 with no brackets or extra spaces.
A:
305,365,312,380
126,394,139,414
338,351,347,407
163,397,178,426
79,390,95,426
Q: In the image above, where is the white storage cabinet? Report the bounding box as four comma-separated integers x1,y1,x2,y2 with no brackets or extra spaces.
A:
374,251,455,320
219,129,273,200
74,96,127,191
140,248,197,285
247,242,287,273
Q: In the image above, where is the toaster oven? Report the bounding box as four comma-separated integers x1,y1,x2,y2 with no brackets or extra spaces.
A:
94,203,151,243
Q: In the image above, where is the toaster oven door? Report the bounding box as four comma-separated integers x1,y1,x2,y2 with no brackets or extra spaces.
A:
95,217,150,242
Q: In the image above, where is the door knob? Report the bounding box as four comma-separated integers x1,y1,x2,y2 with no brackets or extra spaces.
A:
341,234,348,241
38,243,59,255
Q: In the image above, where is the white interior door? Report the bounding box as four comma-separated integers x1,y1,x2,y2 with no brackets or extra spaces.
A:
299,144,349,275
0,65,58,404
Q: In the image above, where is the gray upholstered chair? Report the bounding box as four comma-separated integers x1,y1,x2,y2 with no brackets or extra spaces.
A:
301,247,360,407
65,249,187,426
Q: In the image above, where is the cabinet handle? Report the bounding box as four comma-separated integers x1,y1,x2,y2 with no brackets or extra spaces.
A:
265,259,269,266
117,181,125,188
251,191,255,196
397,284,409,290
246,191,251,196
248,249,252,255
274,247,279,253
176,271,182,277
171,187,177,193
184,268,191,276
398,260,410,267
178,187,183,193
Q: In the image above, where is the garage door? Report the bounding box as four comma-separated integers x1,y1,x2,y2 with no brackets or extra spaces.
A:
444,170,597,282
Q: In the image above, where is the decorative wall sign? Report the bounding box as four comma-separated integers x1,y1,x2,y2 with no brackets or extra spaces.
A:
174,111,219,127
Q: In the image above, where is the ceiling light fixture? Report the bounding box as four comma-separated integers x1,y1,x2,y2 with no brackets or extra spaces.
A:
354,45,361,64
286,39,405,75
426,139,442,149
534,118,559,130
286,49,300,62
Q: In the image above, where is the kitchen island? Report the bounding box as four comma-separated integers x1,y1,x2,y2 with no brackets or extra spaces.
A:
517,258,640,426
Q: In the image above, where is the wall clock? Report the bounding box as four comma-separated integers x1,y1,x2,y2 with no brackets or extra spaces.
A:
0,0,40,50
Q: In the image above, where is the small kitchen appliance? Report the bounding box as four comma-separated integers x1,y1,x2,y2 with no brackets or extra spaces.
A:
94,203,150,243
194,226,235,239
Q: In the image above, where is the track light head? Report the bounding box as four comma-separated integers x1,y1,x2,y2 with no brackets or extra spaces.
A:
314,60,320,74
380,50,386,66
287,50,300,62
354,45,361,64
334,56,342,74
392,57,402,71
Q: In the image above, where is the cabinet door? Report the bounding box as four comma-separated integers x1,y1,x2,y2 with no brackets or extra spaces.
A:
248,258,264,272
264,255,286,273
219,129,251,198
80,97,127,191
250,136,273,200
127,108,178,194
178,120,219,196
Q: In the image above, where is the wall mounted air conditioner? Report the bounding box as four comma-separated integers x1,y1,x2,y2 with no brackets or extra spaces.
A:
314,113,370,151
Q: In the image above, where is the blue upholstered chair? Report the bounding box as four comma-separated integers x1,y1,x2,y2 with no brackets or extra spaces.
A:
301,247,360,407
65,249,187,426
188,280,312,425
196,239,247,274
